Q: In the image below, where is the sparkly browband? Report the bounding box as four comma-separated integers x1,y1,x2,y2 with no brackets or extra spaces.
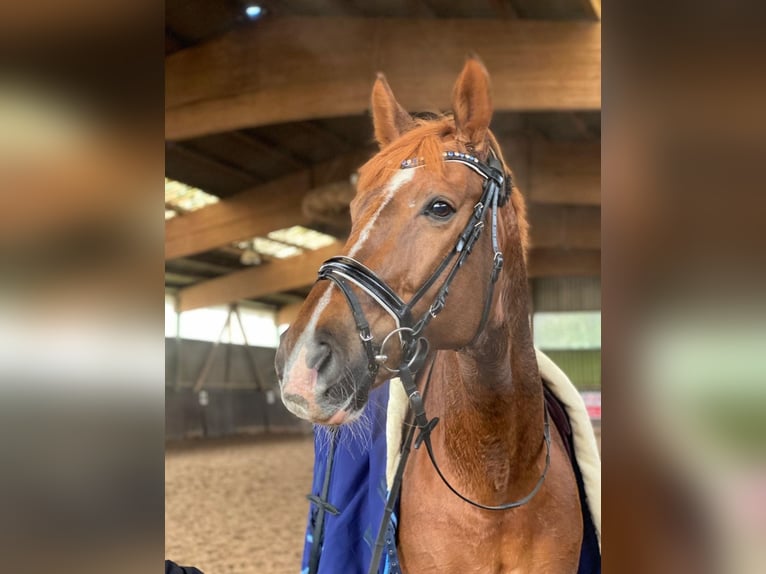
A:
399,150,512,206
400,150,481,169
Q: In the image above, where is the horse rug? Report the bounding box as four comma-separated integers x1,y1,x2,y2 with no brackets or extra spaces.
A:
300,348,601,573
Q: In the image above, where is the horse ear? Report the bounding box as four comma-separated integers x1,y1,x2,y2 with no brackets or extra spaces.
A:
452,56,493,151
371,73,414,148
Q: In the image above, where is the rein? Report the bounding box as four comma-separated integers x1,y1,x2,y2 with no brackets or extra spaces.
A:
314,150,551,574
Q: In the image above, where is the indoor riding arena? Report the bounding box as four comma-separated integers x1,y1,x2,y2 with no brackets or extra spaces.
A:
165,1,601,573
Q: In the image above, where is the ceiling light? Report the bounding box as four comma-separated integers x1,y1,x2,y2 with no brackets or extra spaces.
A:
245,5,263,19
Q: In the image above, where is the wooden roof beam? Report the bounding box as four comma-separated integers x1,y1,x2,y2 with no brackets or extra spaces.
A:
166,17,601,140
177,243,343,312
589,0,601,20
167,142,262,186
511,0,600,20
525,139,600,205
165,150,370,260
527,248,600,277
229,131,308,171
177,246,599,311
165,138,599,260
528,205,601,251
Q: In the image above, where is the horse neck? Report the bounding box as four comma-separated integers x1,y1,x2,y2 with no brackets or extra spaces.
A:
428,240,545,501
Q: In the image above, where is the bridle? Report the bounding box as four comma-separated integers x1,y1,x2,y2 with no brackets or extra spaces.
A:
319,150,508,377
314,148,551,574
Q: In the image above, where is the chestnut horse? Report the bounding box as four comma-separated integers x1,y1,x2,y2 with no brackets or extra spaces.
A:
276,58,583,573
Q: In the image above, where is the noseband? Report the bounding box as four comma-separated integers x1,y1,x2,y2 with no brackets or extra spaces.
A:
314,149,551,574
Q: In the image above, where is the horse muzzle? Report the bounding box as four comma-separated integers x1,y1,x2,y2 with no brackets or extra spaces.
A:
276,327,371,425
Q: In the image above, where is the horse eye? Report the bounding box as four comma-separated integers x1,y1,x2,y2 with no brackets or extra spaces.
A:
426,200,455,220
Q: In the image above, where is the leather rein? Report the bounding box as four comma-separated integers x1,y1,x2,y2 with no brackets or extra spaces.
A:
315,149,551,574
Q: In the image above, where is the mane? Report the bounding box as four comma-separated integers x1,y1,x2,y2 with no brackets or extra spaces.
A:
358,114,456,191
357,113,529,257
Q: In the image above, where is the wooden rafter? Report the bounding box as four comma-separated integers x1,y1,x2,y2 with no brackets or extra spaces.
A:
177,246,599,311
528,205,601,251
167,142,261,185
165,150,371,260
525,140,600,205
166,137,598,260
527,248,600,277
166,17,601,140
177,243,343,311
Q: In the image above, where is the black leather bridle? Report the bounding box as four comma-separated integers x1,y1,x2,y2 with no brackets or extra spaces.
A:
318,150,508,377
313,149,551,574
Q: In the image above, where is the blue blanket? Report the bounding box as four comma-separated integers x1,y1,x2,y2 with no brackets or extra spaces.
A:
301,380,600,573
301,382,393,574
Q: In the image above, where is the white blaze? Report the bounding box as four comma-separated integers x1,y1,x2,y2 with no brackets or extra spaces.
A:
283,168,416,385
348,168,415,257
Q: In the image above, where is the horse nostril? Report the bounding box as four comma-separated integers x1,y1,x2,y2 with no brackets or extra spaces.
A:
308,341,333,372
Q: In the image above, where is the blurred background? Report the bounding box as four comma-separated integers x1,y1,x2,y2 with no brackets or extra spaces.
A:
163,1,601,573
4,1,764,573
0,2,163,574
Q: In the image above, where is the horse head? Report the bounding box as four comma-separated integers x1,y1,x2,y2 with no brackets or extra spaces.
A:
275,57,529,425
